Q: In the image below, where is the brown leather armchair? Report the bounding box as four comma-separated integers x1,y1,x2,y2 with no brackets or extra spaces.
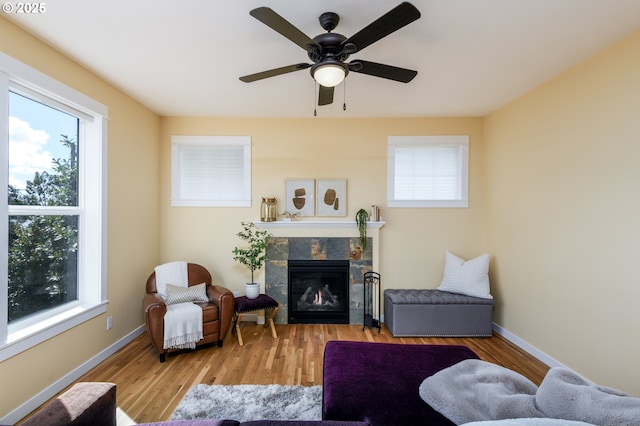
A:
143,263,234,362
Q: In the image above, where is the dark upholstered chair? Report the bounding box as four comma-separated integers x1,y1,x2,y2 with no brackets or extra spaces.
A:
143,263,234,362
21,382,116,426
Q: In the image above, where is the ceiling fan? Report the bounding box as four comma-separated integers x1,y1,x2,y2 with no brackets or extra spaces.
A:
239,2,421,106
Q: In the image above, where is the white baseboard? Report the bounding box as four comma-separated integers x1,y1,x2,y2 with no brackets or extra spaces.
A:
1,325,145,425
492,322,566,369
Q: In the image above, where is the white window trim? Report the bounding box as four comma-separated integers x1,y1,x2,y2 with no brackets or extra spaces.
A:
171,135,252,207
0,52,108,362
387,135,469,208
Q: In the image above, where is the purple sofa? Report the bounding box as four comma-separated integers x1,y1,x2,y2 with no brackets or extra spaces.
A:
20,382,117,426
322,340,479,426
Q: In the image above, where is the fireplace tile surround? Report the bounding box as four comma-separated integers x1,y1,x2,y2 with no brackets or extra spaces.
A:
265,237,373,324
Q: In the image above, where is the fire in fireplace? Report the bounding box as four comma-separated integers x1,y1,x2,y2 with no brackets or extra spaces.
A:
288,260,350,324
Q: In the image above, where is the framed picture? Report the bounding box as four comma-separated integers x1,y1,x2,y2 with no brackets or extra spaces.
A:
285,179,315,217
316,179,347,216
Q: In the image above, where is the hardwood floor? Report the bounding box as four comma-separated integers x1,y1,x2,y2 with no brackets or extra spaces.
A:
27,323,550,424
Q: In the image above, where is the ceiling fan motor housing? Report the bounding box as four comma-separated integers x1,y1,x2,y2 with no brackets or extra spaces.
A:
308,32,349,62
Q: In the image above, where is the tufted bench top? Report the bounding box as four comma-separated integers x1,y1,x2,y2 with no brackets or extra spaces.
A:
234,294,279,313
384,289,494,305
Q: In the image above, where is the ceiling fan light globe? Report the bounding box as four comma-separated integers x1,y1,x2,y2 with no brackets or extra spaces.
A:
312,64,346,87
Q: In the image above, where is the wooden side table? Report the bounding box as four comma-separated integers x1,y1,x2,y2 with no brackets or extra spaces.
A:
232,294,279,346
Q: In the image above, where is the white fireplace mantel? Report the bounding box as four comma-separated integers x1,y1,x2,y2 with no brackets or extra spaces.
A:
254,220,385,229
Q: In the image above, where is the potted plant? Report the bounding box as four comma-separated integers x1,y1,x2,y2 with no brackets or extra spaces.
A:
232,222,272,299
355,208,370,250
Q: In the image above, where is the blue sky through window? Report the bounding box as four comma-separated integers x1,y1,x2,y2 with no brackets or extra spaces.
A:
8,91,78,190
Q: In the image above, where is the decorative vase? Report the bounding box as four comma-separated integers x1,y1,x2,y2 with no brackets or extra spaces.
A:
245,282,260,299
260,197,277,222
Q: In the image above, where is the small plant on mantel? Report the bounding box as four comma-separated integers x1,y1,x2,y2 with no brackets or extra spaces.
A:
232,222,272,284
355,208,370,250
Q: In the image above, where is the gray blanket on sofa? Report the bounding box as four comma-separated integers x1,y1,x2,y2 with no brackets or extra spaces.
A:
419,359,544,425
536,367,640,425
420,359,640,426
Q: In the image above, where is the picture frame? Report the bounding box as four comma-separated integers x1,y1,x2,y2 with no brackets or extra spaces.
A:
285,179,315,217
316,178,347,216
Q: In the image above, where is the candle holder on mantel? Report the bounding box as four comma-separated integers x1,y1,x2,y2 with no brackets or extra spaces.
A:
260,197,277,222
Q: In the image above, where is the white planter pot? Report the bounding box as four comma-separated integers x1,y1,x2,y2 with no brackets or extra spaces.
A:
245,282,260,299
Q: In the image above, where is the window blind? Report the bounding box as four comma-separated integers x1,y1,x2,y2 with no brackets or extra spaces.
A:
394,145,461,200
179,145,245,200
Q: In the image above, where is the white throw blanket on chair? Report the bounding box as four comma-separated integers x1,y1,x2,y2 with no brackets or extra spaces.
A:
155,262,203,350
163,302,202,350
155,261,188,297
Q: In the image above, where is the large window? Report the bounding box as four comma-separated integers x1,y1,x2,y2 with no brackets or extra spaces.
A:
171,135,251,207
1,52,108,361
387,135,469,208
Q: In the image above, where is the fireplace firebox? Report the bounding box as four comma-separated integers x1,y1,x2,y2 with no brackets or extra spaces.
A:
288,260,350,324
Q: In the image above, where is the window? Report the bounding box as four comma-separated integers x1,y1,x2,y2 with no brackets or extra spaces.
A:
1,52,108,361
171,135,251,207
388,136,469,208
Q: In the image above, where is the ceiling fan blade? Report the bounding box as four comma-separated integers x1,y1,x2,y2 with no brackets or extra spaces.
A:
250,7,320,51
318,85,334,106
240,63,311,83
342,2,420,53
349,60,417,83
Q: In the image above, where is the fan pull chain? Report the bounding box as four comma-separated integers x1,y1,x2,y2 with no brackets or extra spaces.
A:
313,82,317,116
343,80,347,111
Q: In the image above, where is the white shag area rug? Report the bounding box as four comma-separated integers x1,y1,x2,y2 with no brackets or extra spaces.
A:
171,384,322,422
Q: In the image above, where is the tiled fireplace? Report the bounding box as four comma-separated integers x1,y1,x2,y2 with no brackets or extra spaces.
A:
264,236,373,324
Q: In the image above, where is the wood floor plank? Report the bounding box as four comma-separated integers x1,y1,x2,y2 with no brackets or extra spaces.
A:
18,323,550,424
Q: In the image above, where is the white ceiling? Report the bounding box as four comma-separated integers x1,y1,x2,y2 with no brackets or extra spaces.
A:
6,0,640,118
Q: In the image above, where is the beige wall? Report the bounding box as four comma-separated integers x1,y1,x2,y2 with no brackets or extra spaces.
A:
159,117,484,294
0,17,161,417
484,29,640,396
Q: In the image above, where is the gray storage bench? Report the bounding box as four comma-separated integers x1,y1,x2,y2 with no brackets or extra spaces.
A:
384,289,494,337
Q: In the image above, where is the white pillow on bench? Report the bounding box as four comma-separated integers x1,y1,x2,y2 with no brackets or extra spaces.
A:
438,250,492,299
